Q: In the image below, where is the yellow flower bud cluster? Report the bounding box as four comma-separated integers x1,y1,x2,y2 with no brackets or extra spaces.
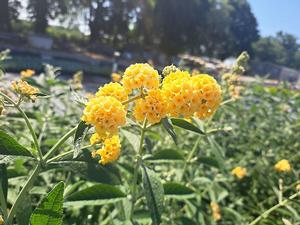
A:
91,135,121,165
162,65,179,77
210,202,221,221
134,89,167,124
122,63,160,92
83,63,222,165
275,159,291,173
11,80,39,101
96,82,128,102
231,166,247,179
20,69,35,78
111,73,121,82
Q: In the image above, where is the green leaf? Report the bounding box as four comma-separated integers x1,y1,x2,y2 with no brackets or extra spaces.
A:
16,192,32,225
178,217,198,225
121,129,140,152
206,136,225,170
0,165,8,217
198,156,220,168
146,149,184,161
64,184,126,207
73,121,90,158
0,130,33,158
30,182,65,225
171,118,205,135
48,161,121,185
163,182,195,199
142,165,164,225
162,118,177,144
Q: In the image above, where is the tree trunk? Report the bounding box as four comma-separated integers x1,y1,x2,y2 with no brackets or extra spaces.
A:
0,0,11,32
33,0,49,34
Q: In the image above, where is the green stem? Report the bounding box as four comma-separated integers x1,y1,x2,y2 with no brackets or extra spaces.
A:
220,98,235,106
248,192,300,225
130,119,147,220
0,92,43,162
47,145,91,163
0,184,7,220
43,126,77,161
180,136,201,181
121,94,143,105
5,164,41,225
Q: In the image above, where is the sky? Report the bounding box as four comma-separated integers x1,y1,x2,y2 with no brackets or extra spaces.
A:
248,0,300,39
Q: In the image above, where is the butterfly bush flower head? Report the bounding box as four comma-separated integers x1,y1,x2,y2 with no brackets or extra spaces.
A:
122,63,160,93
210,202,221,221
231,166,247,179
96,82,128,102
275,159,291,173
11,80,39,101
20,69,35,79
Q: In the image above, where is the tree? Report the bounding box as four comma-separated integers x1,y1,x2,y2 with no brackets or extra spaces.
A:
0,0,21,32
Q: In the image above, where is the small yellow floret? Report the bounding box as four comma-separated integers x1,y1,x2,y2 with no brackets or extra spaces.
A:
95,135,121,165
111,73,121,82
96,82,128,102
275,159,291,173
122,63,160,92
11,80,39,101
82,96,126,137
20,69,35,78
90,133,103,145
231,166,247,179
134,89,167,124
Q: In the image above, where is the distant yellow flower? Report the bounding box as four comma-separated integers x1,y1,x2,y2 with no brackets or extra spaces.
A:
0,215,3,225
20,69,35,78
122,63,160,93
11,80,39,101
231,166,247,179
111,73,121,82
81,96,126,138
296,184,300,191
275,159,292,172
133,89,167,124
93,135,121,165
96,82,128,102
210,202,221,221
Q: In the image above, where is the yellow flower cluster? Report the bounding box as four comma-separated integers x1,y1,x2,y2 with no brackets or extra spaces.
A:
122,63,160,92
82,96,126,139
134,89,167,124
20,69,35,78
91,135,121,165
162,71,221,118
96,82,128,102
275,159,291,173
0,215,3,225
210,202,221,221
83,63,222,165
11,80,39,101
231,166,247,179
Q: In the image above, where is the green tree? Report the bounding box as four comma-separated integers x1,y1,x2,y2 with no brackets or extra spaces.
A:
0,0,21,32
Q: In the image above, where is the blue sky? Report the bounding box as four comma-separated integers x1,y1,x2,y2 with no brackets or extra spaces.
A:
248,0,300,38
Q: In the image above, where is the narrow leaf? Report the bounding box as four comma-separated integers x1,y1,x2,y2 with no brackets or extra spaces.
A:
0,130,33,157
73,121,90,158
171,118,205,135
30,182,65,225
142,165,164,225
65,184,126,207
163,182,195,199
121,129,140,152
161,118,177,144
146,149,184,161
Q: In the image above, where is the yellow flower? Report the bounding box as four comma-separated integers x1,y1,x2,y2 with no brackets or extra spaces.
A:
11,80,39,101
93,135,121,165
96,82,128,102
90,133,103,145
296,184,300,191
20,69,35,78
82,96,126,138
134,89,167,124
231,166,247,179
111,73,121,82
0,215,3,225
210,202,221,221
122,63,160,92
275,159,292,173
192,74,222,119
85,92,95,100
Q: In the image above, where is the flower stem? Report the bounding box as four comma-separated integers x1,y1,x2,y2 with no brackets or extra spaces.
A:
122,94,143,105
43,126,77,161
46,145,91,163
0,92,43,162
130,119,147,220
5,164,41,225
248,191,300,225
180,136,201,181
